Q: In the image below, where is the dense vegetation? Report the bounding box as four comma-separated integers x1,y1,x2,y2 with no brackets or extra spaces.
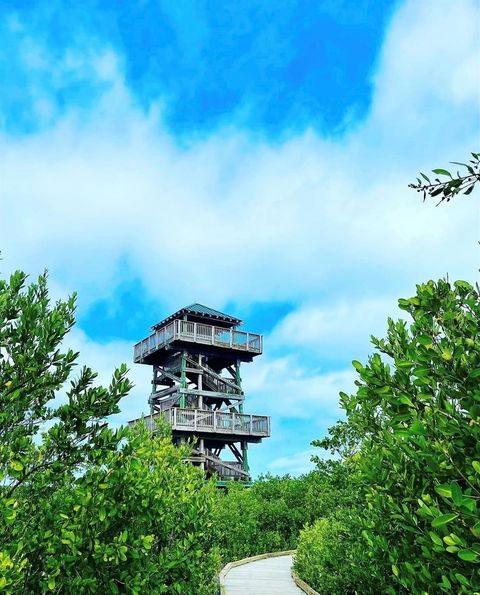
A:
0,272,218,594
294,279,480,593
212,460,352,563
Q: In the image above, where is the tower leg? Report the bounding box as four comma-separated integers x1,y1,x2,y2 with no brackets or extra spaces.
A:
235,360,250,478
180,351,186,407
199,438,205,470
241,441,249,474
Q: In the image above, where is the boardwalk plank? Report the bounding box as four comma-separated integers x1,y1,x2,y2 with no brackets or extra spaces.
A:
222,554,303,594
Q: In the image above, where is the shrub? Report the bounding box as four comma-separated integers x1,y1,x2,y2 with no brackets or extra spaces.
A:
213,473,315,562
294,508,386,595
316,279,480,593
214,462,356,564
19,423,220,594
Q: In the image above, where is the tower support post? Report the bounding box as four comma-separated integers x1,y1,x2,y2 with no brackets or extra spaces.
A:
180,350,187,407
236,359,250,473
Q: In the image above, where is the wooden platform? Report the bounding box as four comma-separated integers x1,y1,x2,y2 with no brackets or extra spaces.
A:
222,554,303,594
135,407,270,438
134,319,262,364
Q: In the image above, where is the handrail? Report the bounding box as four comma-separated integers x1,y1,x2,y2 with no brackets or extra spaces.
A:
185,355,242,395
134,320,262,362
133,407,270,437
202,451,249,478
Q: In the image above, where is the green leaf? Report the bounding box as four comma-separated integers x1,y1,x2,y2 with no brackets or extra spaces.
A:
455,573,470,587
441,575,452,589
432,513,458,528
472,521,480,538
398,395,415,407
458,549,477,562
450,482,462,506
460,496,475,513
396,360,414,370
352,360,363,372
432,168,452,177
434,485,452,498
441,349,452,361
420,172,431,183
417,334,433,347
443,535,456,546
472,461,480,474
428,531,443,546
143,535,154,550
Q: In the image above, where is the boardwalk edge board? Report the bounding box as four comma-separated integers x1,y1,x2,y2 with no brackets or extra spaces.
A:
219,549,319,595
291,569,321,595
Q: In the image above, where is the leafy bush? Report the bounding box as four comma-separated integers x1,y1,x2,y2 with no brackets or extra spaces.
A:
294,508,386,595
0,270,219,594
315,279,480,593
213,476,303,562
214,461,355,563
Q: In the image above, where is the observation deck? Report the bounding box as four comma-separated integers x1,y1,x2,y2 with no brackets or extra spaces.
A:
134,319,263,364
131,407,270,442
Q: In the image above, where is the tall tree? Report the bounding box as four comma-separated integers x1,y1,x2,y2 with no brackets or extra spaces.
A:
0,270,218,594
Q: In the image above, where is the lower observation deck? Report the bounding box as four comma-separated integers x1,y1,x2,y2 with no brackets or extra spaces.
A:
131,407,270,440
134,319,262,363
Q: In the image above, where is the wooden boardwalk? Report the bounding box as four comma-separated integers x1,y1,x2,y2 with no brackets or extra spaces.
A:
222,554,303,594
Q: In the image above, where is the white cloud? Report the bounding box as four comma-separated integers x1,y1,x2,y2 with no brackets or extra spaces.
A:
243,355,353,422
268,449,317,475
268,296,402,363
1,0,479,311
371,0,480,119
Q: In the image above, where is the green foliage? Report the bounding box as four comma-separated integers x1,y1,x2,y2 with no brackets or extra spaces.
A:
0,271,219,594
409,152,479,204
214,461,354,563
214,475,306,561
314,279,480,593
294,508,387,595
14,423,219,594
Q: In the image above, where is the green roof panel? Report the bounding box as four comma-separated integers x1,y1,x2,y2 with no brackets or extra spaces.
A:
152,303,242,330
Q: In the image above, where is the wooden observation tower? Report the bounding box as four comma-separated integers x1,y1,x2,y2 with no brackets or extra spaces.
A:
130,304,270,484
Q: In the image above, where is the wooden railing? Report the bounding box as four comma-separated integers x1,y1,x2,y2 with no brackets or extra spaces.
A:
134,320,262,362
206,458,246,479
134,407,270,437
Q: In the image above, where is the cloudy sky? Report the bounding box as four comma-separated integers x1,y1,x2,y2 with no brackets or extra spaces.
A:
1,0,479,475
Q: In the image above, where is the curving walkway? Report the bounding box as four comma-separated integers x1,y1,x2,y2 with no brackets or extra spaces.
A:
222,554,303,594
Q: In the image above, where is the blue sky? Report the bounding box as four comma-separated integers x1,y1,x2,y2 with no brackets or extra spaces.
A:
3,0,397,138
1,0,479,475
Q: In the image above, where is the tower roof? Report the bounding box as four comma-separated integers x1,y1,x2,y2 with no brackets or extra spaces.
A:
152,303,242,330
